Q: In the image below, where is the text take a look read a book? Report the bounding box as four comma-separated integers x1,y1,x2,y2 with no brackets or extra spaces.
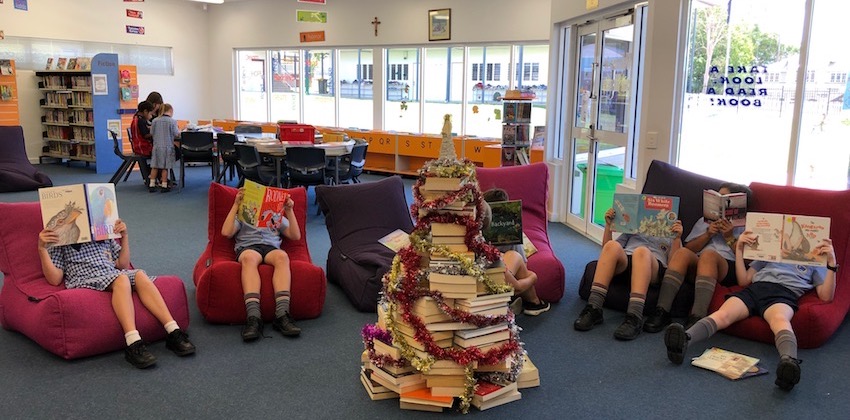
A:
743,212,831,266
703,189,747,227
238,179,291,229
39,183,121,247
611,193,680,238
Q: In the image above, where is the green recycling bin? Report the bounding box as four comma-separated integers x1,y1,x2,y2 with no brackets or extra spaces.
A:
577,163,624,226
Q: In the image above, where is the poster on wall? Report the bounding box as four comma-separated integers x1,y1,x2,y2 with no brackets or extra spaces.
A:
14,0,27,11
107,120,122,140
127,9,143,19
126,25,145,35
92,74,108,96
297,10,327,23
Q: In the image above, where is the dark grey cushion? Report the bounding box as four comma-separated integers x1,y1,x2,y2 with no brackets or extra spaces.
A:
0,126,52,193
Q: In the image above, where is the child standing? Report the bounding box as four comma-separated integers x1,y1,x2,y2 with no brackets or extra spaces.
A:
130,101,154,158
149,103,180,193
221,188,302,341
37,219,195,369
664,233,836,391
574,207,683,340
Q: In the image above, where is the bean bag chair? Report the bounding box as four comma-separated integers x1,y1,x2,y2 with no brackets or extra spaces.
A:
476,163,566,303
316,176,414,312
0,126,52,192
192,183,326,323
0,202,190,360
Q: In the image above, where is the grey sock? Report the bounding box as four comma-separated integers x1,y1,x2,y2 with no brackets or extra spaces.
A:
691,275,717,319
656,270,684,311
274,290,291,318
686,316,717,343
627,293,646,319
775,329,798,359
244,293,261,319
588,283,608,309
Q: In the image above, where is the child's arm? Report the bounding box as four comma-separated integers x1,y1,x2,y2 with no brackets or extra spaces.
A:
734,232,757,287
37,229,64,286
221,189,243,238
601,208,615,246
813,239,837,302
113,220,131,270
280,197,301,242
668,220,684,256
685,219,720,252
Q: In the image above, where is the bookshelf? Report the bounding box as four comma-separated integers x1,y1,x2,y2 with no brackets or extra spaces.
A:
0,59,19,126
36,53,122,174
500,98,532,166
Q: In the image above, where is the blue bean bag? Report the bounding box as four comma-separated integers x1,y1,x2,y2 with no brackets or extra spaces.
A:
0,126,52,192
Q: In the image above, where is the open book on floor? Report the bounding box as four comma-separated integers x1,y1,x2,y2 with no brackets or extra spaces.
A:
39,183,121,247
691,347,768,380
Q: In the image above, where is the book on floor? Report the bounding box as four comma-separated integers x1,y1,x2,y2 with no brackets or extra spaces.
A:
482,200,523,246
238,179,291,229
690,347,761,380
378,228,411,253
743,212,831,266
39,183,121,247
471,389,521,411
611,193,680,238
703,189,747,227
400,387,454,408
473,380,518,403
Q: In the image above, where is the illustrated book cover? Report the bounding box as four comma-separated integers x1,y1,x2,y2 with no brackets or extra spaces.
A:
39,183,121,247
743,212,831,266
482,200,523,246
378,228,411,253
238,179,291,230
611,193,680,238
691,347,764,380
703,189,747,227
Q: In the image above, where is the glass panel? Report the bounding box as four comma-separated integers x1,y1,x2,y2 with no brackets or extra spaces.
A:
576,33,596,130
385,48,420,133
598,25,633,133
237,50,268,122
270,50,300,123
570,138,591,218
794,0,850,190
593,144,625,226
466,46,510,137
514,45,550,144
423,47,463,134
339,49,374,130
303,49,335,127
678,1,805,185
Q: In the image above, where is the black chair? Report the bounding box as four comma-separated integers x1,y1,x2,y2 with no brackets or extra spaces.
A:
108,130,150,185
286,147,327,215
326,143,368,185
179,131,217,188
215,133,239,184
234,143,277,187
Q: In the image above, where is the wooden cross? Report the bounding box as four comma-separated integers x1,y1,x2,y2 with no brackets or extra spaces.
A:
372,17,381,37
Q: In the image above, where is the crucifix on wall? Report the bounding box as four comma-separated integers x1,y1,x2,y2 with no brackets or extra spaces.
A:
372,17,381,36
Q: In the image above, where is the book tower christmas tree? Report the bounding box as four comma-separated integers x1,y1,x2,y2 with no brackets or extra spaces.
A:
361,115,538,413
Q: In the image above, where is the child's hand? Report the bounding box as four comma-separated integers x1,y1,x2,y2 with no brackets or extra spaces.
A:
114,219,127,237
604,208,615,227
38,228,58,249
284,197,294,211
234,189,244,207
707,220,721,236
814,238,836,266
716,219,734,239
671,220,683,239
737,231,756,250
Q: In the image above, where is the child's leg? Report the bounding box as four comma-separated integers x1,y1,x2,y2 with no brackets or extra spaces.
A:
149,168,160,188
764,303,796,357
502,251,540,303
133,271,178,329
266,249,301,335
691,250,728,318
588,241,629,309
626,246,659,318
238,250,264,318
107,274,138,343
656,248,696,312
666,296,749,364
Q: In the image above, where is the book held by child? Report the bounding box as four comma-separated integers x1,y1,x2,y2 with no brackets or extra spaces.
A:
611,193,680,238
39,183,121,247
743,212,831,266
703,189,747,227
238,179,291,229
482,200,523,246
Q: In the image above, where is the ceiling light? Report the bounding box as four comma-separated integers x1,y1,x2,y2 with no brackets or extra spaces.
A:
188,0,224,4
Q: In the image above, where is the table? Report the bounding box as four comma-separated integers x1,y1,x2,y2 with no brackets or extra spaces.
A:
249,139,355,187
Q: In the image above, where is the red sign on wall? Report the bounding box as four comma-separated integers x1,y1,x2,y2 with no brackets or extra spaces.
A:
299,31,325,43
126,9,143,19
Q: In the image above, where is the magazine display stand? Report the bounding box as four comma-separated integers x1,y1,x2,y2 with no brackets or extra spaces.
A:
36,53,121,174
500,98,532,166
0,59,20,126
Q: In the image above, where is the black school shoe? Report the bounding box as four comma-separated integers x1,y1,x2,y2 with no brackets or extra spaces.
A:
165,329,196,356
523,300,550,316
643,307,672,333
272,312,302,337
574,304,604,331
125,340,156,369
664,323,689,365
775,355,802,391
613,313,643,340
242,316,263,342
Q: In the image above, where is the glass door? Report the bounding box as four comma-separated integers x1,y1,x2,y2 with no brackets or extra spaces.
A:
567,13,640,239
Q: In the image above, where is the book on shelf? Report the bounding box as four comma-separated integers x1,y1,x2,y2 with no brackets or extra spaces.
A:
743,212,831,266
421,177,463,192
378,228,410,253
482,200,523,246
237,179,291,229
532,125,546,147
39,183,121,247
0,59,13,76
76,57,91,71
66,58,78,71
611,193,680,238
473,380,518,403
56,58,68,70
502,124,517,146
690,347,766,380
45,57,54,71
703,189,747,227
471,389,521,411
502,101,531,123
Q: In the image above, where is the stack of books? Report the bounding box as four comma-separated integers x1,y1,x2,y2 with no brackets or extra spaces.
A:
360,366,399,401
517,355,540,389
399,388,455,412
471,380,521,411
428,271,478,300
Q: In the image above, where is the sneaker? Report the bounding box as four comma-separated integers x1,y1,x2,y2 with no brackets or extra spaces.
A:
613,313,644,341
684,314,702,330
643,307,672,333
509,296,523,315
272,312,302,337
523,300,551,316
241,316,263,342
124,340,156,369
574,304,604,331
775,355,802,391
664,323,689,365
165,329,196,356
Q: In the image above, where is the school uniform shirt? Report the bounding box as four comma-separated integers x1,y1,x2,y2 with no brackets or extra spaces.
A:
684,218,745,261
232,216,291,251
615,233,674,267
48,241,145,291
150,115,179,169
130,114,152,157
749,260,827,299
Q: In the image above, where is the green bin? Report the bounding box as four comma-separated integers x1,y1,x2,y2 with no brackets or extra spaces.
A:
577,163,624,226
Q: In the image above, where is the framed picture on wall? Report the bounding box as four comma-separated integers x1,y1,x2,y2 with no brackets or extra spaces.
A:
428,8,451,41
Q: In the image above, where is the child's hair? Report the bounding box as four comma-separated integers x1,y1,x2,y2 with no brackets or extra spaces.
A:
482,188,509,203
719,182,754,207
145,91,163,106
137,101,154,113
161,103,174,115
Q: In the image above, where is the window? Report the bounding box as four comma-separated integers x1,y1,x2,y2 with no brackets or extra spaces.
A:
237,50,268,122
829,72,846,84
807,70,816,82
270,49,300,123
339,49,373,129
390,63,409,81
516,63,540,81
473,63,502,82
385,48,420,133
359,64,373,81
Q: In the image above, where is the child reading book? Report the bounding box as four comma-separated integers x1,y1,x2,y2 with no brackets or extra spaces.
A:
644,183,753,333
37,219,195,369
221,187,302,341
664,232,837,391
574,207,683,340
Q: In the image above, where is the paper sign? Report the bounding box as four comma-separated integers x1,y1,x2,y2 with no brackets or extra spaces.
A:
92,74,108,96
126,25,145,35
297,10,327,23
107,120,122,140
14,0,27,11
126,9,143,19
299,31,325,42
